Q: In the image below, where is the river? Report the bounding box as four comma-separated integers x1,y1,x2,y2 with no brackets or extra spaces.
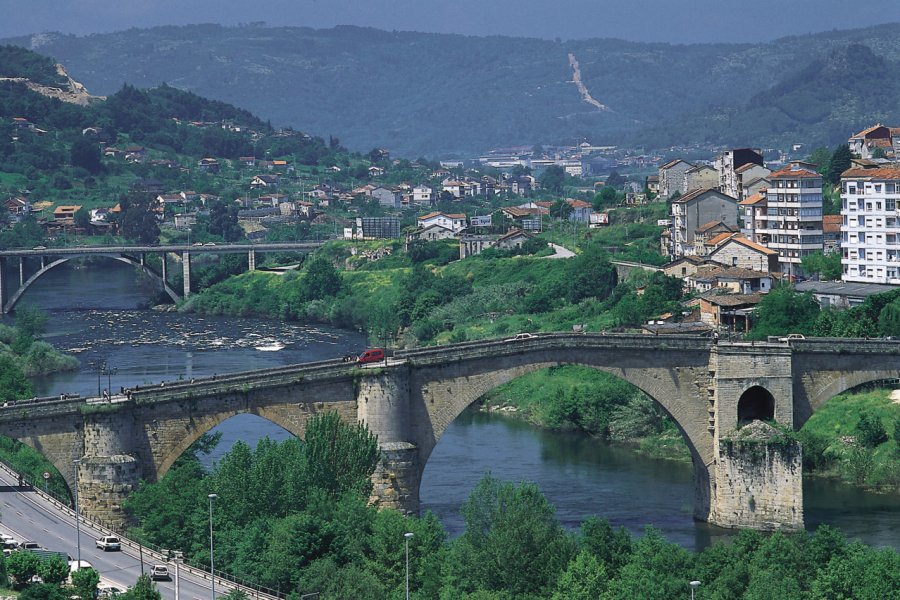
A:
9,260,900,551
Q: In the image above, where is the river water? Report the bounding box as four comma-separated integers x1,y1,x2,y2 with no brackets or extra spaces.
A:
9,260,900,551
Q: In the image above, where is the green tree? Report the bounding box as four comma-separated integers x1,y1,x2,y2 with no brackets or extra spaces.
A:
300,257,342,301
551,550,608,600
120,574,161,600
116,194,160,245
18,584,68,600
877,298,900,336
70,138,103,175
856,411,888,448
74,207,92,230
827,144,852,185
748,284,819,340
593,186,617,210
550,200,573,220
70,566,100,600
801,251,841,280
37,556,69,586
807,147,832,176
567,244,617,303
7,551,41,588
0,354,33,402
15,304,47,339
302,412,380,499
446,476,576,596
206,200,243,242
539,165,566,194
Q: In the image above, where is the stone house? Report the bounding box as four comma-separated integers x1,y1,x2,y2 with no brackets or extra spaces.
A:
658,159,694,200
715,148,764,200
371,187,402,209
684,165,718,194
708,235,780,273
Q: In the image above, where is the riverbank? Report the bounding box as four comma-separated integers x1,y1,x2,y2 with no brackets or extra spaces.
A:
478,365,692,463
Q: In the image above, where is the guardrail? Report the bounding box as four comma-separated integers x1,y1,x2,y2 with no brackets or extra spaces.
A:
0,460,286,600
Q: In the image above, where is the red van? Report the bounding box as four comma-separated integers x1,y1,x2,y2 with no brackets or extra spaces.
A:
357,348,385,364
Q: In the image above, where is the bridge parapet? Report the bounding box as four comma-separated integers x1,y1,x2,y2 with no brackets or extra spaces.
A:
399,333,712,366
0,395,84,422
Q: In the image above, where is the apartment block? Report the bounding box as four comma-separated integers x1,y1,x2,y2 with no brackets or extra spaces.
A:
755,162,823,276
841,168,900,284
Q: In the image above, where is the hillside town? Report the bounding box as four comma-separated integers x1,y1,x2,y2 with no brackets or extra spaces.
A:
6,112,900,337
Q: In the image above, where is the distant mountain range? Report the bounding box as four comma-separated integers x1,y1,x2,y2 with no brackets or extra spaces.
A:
4,23,900,156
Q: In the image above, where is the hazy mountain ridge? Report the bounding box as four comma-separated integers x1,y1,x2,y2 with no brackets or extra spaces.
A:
4,23,900,155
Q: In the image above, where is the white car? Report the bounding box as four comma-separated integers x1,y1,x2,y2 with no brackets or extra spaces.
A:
96,536,121,551
506,332,536,341
149,565,170,581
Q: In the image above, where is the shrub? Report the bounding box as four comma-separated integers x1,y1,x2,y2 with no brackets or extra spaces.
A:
857,411,888,448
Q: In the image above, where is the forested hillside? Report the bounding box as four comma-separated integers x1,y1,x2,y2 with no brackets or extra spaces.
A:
4,23,900,155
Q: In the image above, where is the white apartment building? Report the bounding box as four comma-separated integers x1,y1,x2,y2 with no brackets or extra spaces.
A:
756,161,823,276
841,167,900,284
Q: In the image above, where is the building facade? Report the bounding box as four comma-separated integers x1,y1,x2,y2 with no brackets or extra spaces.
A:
715,148,764,200
658,159,694,200
755,162,823,276
668,188,739,258
841,167,900,284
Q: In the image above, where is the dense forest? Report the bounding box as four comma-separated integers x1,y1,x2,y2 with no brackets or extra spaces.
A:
4,23,900,154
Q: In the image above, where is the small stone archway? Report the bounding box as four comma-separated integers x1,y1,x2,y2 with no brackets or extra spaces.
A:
737,385,775,425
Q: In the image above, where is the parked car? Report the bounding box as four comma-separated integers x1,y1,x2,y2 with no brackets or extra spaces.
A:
149,565,170,581
98,584,124,598
18,541,40,551
95,536,121,551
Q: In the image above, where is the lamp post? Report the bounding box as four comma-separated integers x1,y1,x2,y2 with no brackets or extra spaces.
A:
690,580,701,600
73,459,81,568
404,532,414,600
208,493,217,600
174,551,183,600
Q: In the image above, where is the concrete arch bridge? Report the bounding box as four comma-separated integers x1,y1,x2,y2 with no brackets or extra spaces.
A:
0,242,322,313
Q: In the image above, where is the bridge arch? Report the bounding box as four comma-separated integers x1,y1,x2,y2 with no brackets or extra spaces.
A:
737,385,775,425
151,405,317,481
407,342,714,519
4,254,180,313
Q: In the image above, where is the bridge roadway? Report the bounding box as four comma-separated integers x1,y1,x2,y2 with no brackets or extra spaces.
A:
0,463,276,600
0,242,324,258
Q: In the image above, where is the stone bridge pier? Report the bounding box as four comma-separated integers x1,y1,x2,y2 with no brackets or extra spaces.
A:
77,413,142,526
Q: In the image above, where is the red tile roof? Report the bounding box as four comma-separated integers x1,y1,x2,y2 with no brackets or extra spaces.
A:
822,215,842,234
850,124,890,139
660,159,691,170
841,168,900,180
769,164,820,179
739,192,767,206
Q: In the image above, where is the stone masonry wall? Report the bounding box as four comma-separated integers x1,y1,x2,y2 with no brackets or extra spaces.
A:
712,422,803,531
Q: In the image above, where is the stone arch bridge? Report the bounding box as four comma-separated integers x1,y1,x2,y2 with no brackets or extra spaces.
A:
0,334,897,531
0,242,322,313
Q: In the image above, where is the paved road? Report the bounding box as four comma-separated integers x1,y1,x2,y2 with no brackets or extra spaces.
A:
0,468,262,600
545,243,575,259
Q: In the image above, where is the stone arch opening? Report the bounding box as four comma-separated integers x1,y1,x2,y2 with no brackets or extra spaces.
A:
737,386,775,425
416,361,711,525
0,434,73,503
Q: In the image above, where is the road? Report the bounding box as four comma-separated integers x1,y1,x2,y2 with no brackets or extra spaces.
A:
0,467,265,600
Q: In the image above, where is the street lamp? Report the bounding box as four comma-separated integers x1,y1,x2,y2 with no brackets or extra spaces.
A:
690,580,701,600
174,551,183,600
208,493,217,600
404,532,414,600
73,459,81,568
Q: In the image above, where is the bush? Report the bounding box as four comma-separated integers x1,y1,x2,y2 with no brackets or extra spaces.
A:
857,411,888,448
